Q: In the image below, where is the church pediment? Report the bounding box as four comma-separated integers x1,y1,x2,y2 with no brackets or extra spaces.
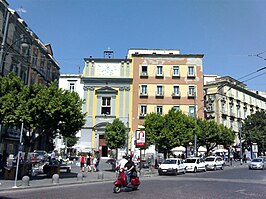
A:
96,86,117,94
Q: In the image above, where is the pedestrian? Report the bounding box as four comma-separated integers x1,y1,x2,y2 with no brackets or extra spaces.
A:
80,153,86,172
95,151,100,172
86,153,92,172
91,156,97,172
50,151,56,165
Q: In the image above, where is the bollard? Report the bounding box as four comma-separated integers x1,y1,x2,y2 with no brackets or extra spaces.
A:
77,173,83,182
52,174,59,184
22,176,30,187
97,171,104,180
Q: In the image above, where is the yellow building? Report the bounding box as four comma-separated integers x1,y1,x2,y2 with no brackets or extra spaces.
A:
80,50,133,157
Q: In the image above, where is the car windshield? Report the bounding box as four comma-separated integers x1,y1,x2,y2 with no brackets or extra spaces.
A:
205,158,215,162
252,159,262,162
163,159,177,164
185,159,196,163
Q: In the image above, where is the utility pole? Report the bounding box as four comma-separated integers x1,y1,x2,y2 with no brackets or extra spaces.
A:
194,91,197,157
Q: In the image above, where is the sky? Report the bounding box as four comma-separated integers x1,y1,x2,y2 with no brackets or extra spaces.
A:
7,0,266,91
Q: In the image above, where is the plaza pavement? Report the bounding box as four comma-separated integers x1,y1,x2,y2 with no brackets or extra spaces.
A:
0,158,157,192
0,158,248,192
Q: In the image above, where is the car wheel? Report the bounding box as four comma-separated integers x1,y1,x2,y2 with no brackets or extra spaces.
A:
193,167,197,173
203,166,207,172
158,172,162,176
214,165,217,171
221,165,224,170
174,169,178,175
183,168,186,174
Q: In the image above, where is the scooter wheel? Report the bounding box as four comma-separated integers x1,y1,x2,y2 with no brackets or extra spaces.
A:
113,186,121,193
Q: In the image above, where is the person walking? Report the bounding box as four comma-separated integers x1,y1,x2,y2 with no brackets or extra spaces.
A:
86,153,92,172
91,156,97,172
80,153,86,172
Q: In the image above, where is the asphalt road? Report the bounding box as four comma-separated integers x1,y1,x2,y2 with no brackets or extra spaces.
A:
0,167,265,199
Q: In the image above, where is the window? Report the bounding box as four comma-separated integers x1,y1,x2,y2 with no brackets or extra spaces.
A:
156,65,163,76
156,85,164,96
69,82,76,92
101,97,111,115
222,102,226,114
188,86,195,96
188,66,195,77
140,105,147,116
32,49,38,68
173,66,180,76
189,106,196,117
156,105,163,114
173,106,180,111
222,118,227,126
140,85,148,95
173,85,180,96
140,65,148,76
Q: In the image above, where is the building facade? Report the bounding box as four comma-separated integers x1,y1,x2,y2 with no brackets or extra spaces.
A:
80,52,133,157
204,75,266,144
128,49,205,134
0,0,60,155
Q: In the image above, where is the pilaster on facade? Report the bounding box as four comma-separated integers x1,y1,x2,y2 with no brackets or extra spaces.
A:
204,75,266,144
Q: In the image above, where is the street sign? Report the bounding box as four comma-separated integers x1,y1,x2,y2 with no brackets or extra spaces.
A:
136,130,145,148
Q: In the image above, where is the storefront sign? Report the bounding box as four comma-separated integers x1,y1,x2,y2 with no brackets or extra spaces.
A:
136,130,145,148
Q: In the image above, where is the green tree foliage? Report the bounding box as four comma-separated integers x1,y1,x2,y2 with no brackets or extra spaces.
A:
0,74,86,153
105,118,127,158
197,119,234,155
242,110,266,154
144,107,235,157
0,72,25,124
66,136,78,147
144,109,195,158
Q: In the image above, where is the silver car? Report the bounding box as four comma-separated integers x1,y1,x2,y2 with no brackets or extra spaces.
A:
249,158,266,170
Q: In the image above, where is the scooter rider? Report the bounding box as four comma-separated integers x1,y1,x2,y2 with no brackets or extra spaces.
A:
117,155,128,170
124,155,136,185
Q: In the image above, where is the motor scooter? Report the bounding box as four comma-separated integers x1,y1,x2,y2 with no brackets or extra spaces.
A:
113,168,140,193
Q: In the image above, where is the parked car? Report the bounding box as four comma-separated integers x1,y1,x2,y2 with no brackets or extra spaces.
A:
158,158,186,175
205,156,224,170
249,158,266,170
33,150,48,161
184,157,206,172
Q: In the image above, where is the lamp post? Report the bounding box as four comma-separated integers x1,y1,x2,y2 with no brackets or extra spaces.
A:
13,122,23,188
239,122,243,165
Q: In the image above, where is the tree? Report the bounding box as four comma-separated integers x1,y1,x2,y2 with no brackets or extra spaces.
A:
242,110,266,155
0,74,86,154
105,118,127,159
144,108,194,158
197,119,234,155
0,72,25,125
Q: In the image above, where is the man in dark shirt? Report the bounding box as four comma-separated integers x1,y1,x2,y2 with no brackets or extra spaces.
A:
124,155,136,185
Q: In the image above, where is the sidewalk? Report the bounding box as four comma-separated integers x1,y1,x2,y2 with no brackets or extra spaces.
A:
0,160,156,192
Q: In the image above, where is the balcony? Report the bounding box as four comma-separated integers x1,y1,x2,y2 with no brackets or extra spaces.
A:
139,113,146,118
139,92,148,98
172,92,181,98
187,73,195,78
140,71,148,78
156,91,164,98
187,92,196,98
172,73,180,78
156,73,164,78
